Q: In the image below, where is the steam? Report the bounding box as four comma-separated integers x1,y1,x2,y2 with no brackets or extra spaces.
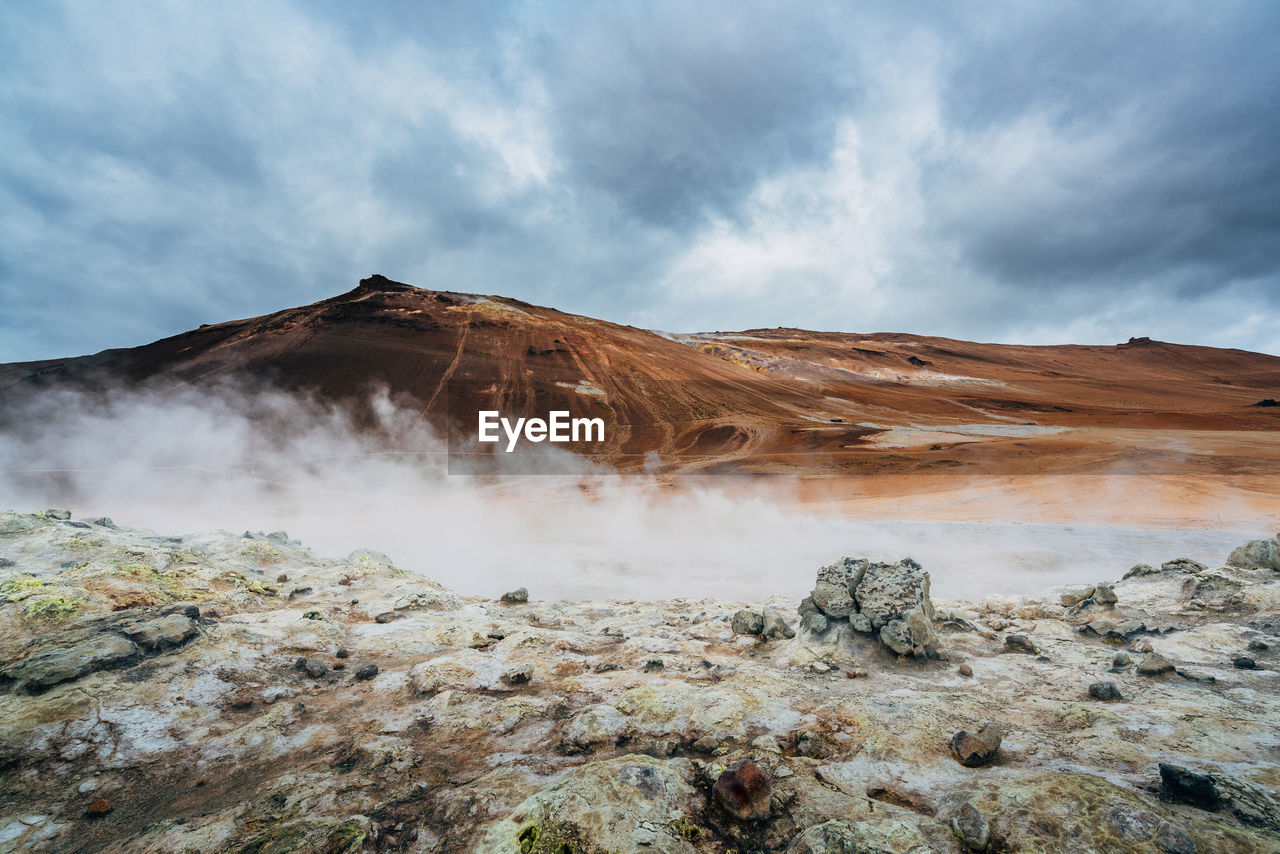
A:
0,382,1263,601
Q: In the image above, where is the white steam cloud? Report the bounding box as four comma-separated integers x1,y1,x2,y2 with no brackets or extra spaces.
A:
0,383,1262,602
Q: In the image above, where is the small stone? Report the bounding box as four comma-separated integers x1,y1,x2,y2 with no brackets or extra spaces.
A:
1003,634,1038,654
1233,656,1257,669
643,658,664,671
1247,639,1269,652
751,735,782,753
332,661,345,670
731,609,764,636
950,724,1001,767
303,658,328,678
844,668,867,679
335,648,349,659
1088,681,1123,701
1093,582,1118,605
691,736,720,754
86,799,112,818
374,612,398,624
1112,652,1132,668
354,663,379,681
712,759,772,821
276,572,289,583
951,801,990,851
1134,641,1154,654
1137,653,1174,675
958,663,973,677
501,664,533,686
500,587,529,604
45,509,71,520
797,596,829,634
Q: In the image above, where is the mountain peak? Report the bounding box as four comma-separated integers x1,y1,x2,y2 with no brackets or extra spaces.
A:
355,274,418,293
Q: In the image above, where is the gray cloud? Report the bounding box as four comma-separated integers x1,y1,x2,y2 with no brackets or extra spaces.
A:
0,0,1277,362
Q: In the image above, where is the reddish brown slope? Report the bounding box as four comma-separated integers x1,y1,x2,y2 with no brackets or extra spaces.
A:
2,275,1278,475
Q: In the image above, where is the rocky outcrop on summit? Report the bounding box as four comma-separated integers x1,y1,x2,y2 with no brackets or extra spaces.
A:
802,557,938,657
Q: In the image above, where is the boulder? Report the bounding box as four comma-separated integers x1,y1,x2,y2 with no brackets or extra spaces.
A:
712,759,771,821
731,609,764,636
1088,681,1123,701
1162,558,1207,573
1227,539,1280,570
950,724,1001,767
854,558,934,629
879,609,934,657
761,607,795,640
810,557,866,618
1136,653,1175,676
1093,582,1118,605
500,587,528,604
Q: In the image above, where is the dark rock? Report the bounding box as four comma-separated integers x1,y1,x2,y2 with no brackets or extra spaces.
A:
500,587,529,604
89,517,116,528
288,586,313,599
44,509,71,520
276,572,289,582
712,759,772,821
1159,763,1221,809
6,635,141,694
951,801,990,851
731,609,764,636
86,799,112,818
1112,652,1132,668
1003,634,1038,654
1233,656,1257,669
950,724,1002,767
1247,639,1269,651
501,664,533,685
303,658,328,679
64,520,91,529
1137,653,1175,675
354,663,378,681
374,612,399,624
335,648,349,659
1088,681,1123,701
643,658,664,671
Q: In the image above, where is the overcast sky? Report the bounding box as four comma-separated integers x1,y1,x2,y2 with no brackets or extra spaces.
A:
2,1,1278,362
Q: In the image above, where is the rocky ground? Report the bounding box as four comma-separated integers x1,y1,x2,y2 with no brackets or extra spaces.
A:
0,509,1278,853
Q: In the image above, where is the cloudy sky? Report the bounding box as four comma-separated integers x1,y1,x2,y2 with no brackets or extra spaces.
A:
2,1,1278,362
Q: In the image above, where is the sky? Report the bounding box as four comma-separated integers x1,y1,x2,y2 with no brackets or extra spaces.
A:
2,1,1278,363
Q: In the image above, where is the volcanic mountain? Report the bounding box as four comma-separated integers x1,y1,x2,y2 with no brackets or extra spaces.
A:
2,275,1279,476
